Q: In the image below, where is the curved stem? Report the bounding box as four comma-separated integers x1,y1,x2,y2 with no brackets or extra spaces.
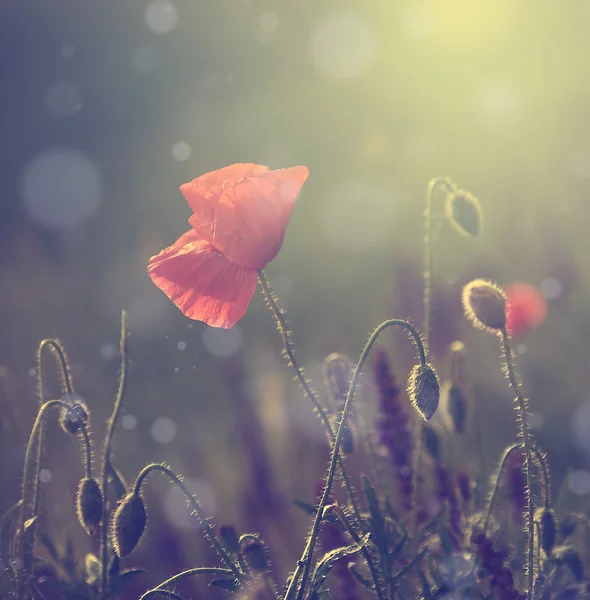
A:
141,591,185,600
100,312,128,598
79,423,92,479
16,399,69,600
287,319,427,600
139,568,236,600
134,464,243,580
501,329,535,600
259,272,386,599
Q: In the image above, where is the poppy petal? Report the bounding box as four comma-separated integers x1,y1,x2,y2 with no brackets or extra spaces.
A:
505,282,548,337
147,229,259,329
180,163,269,218
185,165,309,269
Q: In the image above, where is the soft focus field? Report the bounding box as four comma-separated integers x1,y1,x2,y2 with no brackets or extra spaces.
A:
2,2,590,598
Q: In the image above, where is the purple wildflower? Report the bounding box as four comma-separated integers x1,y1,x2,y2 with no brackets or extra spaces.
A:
374,349,414,512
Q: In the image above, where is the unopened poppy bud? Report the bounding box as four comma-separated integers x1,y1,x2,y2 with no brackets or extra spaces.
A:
457,471,472,504
112,493,147,557
441,381,469,434
219,525,240,553
60,402,89,435
536,508,557,557
408,363,440,421
339,421,355,455
324,353,351,404
555,546,584,581
76,477,103,535
242,539,268,572
422,425,441,461
462,279,507,333
445,190,482,237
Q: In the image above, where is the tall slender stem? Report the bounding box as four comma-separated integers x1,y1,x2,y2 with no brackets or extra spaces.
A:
139,568,235,600
286,319,426,600
258,272,386,599
501,330,535,600
100,311,128,598
16,399,69,600
133,464,243,580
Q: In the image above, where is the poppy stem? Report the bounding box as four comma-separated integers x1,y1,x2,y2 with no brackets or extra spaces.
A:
100,311,128,599
138,568,236,600
286,318,427,600
500,329,536,600
414,177,456,539
258,271,386,600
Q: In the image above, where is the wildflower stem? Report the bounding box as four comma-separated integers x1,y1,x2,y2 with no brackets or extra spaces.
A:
79,423,92,479
16,399,70,600
288,319,426,600
501,329,535,600
258,271,386,599
139,568,236,600
100,311,128,598
134,463,243,580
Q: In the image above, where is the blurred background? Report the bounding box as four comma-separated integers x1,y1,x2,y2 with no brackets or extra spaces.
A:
2,0,590,596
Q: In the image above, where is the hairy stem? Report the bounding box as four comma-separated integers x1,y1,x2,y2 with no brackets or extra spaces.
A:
16,399,69,600
287,319,426,600
134,463,243,580
258,272,385,598
501,329,535,600
139,568,236,600
100,311,128,598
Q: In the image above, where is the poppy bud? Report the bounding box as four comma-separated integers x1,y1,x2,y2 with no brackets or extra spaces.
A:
76,477,103,535
408,363,440,421
422,425,441,461
462,279,507,333
60,402,89,435
242,539,269,572
441,381,469,434
111,493,147,557
219,525,240,553
555,546,584,581
536,508,557,557
445,190,482,237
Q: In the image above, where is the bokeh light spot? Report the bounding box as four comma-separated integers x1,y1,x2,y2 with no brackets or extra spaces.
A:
540,277,562,300
171,141,192,162
177,341,187,351
145,0,178,35
20,149,101,230
122,415,137,430
310,11,377,79
202,325,243,357
39,469,52,483
568,470,590,495
100,343,117,361
260,10,280,33
44,81,83,118
151,417,177,443
60,43,76,58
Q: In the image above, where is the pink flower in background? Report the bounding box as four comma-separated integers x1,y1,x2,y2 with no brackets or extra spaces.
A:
505,282,548,337
148,163,309,328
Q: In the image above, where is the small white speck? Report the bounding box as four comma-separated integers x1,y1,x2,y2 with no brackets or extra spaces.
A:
60,43,76,58
540,277,562,300
121,415,137,430
28,368,37,377
145,0,178,35
516,344,527,355
177,341,187,351
259,10,280,33
528,411,544,429
171,141,191,162
151,417,177,443
174,367,179,372
187,323,193,329
39,469,52,483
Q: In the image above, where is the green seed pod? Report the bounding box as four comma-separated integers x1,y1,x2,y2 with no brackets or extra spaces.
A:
111,493,147,557
408,363,440,421
536,508,557,557
76,477,103,535
445,190,482,237
60,402,89,435
242,539,268,572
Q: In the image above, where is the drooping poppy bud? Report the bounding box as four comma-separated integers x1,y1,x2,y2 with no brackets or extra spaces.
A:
242,539,269,572
462,279,507,333
408,363,440,421
60,402,89,435
441,380,469,434
112,493,147,557
445,190,482,237
76,477,103,535
536,508,557,558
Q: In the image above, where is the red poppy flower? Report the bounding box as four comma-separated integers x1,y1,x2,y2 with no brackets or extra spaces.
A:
148,163,309,328
505,282,548,337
